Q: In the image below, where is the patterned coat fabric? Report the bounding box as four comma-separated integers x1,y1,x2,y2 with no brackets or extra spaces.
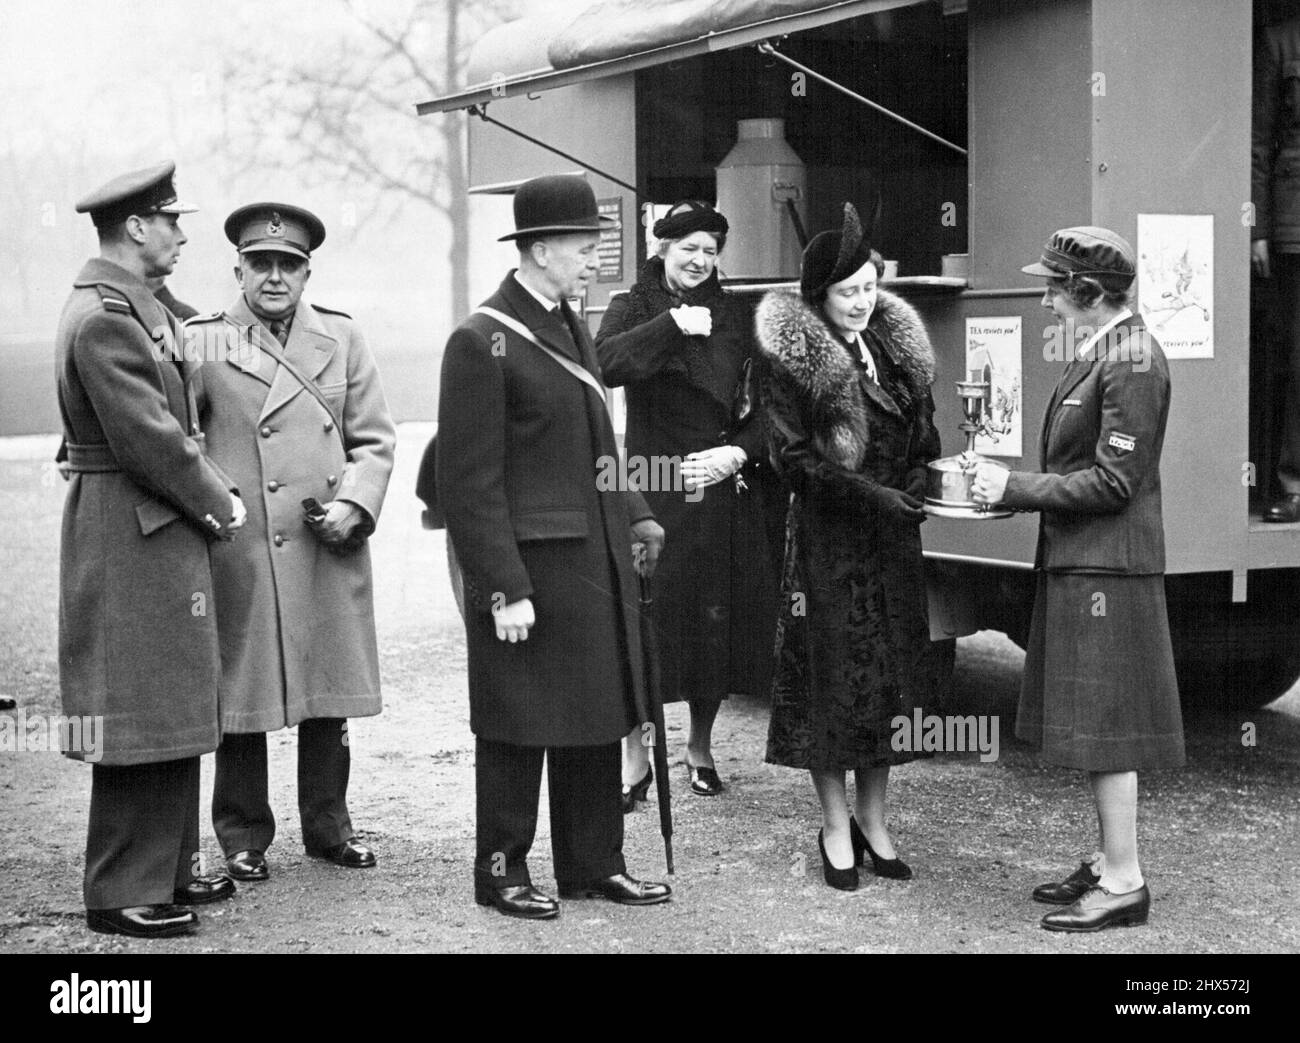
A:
56,258,236,765
757,288,945,770
596,258,778,702
191,295,395,732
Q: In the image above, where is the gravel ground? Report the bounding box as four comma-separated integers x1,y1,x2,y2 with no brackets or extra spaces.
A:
1,425,1298,954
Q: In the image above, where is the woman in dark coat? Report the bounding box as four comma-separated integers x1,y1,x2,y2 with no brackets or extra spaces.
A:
597,200,776,806
756,203,944,890
972,226,1184,932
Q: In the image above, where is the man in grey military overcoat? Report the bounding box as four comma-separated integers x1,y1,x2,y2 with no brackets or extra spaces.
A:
57,162,245,938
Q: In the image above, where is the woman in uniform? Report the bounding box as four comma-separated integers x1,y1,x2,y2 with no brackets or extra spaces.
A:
971,226,1184,931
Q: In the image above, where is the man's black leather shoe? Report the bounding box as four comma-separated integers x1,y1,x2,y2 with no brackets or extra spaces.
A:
558,872,672,905
1032,860,1100,905
173,873,236,905
1264,493,1300,523
226,850,269,881
86,905,197,938
306,838,376,868
474,882,560,920
1041,884,1150,932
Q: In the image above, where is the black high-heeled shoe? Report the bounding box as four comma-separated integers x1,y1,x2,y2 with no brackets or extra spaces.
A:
850,815,913,880
818,829,859,891
620,766,653,814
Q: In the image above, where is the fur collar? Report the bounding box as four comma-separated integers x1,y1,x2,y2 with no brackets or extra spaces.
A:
756,288,936,469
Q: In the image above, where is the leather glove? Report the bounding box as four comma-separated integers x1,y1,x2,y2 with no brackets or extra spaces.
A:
874,485,927,524
903,467,928,502
682,446,746,489
631,518,665,578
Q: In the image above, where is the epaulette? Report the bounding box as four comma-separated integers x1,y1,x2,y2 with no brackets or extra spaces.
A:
95,286,132,314
311,303,352,319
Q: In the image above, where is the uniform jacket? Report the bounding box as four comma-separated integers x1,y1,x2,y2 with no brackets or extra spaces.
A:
436,272,652,747
757,288,944,768
191,294,395,732
56,257,235,765
1001,312,1171,574
1253,16,1300,246
596,258,778,700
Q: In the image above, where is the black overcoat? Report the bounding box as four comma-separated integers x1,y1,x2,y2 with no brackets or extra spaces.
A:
757,289,945,770
596,259,778,701
436,273,653,747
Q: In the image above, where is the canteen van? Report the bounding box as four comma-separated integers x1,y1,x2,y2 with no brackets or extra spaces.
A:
417,0,1300,709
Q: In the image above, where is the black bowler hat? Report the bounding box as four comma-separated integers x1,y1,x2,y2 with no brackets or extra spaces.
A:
800,202,877,301
224,202,326,260
498,175,614,242
1022,225,1135,290
75,161,198,228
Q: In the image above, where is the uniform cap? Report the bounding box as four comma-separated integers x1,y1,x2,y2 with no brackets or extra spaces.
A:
224,202,326,259
1022,225,1136,290
75,161,197,228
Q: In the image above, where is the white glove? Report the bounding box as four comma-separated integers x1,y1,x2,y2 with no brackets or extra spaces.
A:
671,305,712,337
682,446,747,489
493,597,535,643
229,493,248,532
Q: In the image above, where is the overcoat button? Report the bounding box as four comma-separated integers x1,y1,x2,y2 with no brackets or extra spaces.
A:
267,480,280,492
323,421,334,432
326,475,337,487
260,426,272,438
273,534,284,547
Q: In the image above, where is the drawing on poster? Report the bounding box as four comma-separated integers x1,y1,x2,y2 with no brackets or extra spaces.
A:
1137,213,1213,358
965,317,1022,457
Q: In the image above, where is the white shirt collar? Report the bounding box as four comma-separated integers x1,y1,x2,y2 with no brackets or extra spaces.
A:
1076,307,1133,360
514,270,558,312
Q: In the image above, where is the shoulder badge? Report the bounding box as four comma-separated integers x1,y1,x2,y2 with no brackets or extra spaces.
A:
95,287,132,315
311,303,352,319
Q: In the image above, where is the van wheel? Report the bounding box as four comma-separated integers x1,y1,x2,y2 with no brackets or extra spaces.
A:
1169,602,1300,712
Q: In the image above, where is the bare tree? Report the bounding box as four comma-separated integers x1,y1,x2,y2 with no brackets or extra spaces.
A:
220,0,517,322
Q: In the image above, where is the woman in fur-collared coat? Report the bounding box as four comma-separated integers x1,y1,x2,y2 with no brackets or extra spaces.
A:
756,203,946,890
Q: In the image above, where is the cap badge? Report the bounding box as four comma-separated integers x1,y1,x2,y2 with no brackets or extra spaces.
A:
267,212,285,237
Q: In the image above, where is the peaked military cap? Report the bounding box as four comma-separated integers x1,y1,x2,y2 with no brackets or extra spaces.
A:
75,161,197,228
224,202,326,260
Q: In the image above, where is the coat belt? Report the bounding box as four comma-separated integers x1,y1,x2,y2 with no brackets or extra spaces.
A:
66,434,207,473
65,443,121,472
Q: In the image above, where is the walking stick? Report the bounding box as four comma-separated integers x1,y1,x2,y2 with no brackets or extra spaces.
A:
636,567,674,875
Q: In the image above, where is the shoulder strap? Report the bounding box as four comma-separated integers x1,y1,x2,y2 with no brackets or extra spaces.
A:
475,305,607,405
256,333,347,449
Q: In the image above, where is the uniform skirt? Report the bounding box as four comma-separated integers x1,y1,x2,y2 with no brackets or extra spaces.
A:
1017,572,1185,771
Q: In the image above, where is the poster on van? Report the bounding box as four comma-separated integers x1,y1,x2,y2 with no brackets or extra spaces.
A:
1137,213,1214,359
965,317,1022,458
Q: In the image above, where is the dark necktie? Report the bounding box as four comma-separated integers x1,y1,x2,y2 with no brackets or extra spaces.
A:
270,320,289,346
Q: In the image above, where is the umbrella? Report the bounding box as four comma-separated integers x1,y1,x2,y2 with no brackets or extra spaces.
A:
636,567,674,875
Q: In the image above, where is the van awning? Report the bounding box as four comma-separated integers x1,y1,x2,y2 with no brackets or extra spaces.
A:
415,0,931,116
